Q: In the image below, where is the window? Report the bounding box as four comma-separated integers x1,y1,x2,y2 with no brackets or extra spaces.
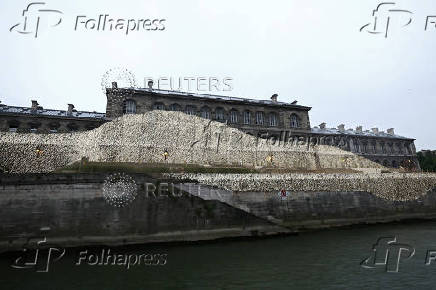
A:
185,105,196,116
169,103,181,111
290,114,300,128
49,123,60,133
269,113,277,127
29,123,39,133
123,99,136,114
255,112,264,125
243,111,251,125
380,142,386,154
388,143,394,154
362,142,368,153
67,123,79,132
201,107,211,119
230,110,238,123
153,102,165,110
216,107,225,121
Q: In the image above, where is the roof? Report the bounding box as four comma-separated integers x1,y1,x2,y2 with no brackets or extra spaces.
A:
0,104,106,120
110,87,312,111
311,127,413,140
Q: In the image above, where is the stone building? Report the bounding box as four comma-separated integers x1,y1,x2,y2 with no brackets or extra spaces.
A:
0,100,105,133
0,84,419,168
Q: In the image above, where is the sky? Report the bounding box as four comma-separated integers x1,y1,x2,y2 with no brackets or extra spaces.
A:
1,0,435,150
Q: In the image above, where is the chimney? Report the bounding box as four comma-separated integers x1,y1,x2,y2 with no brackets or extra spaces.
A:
371,127,379,134
148,80,154,89
387,128,395,135
338,124,345,132
67,104,75,116
112,82,118,89
271,94,278,102
319,123,326,129
31,100,39,110
291,100,298,105
356,126,362,133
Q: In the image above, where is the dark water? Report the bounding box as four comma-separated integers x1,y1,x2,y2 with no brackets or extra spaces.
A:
2,221,436,290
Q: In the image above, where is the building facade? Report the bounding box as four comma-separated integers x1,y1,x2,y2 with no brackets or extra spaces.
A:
0,100,105,133
0,84,419,168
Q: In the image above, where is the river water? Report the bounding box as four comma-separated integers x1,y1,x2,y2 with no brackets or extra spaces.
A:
2,221,436,289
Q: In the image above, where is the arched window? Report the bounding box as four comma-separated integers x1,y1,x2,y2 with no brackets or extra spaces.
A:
201,106,211,119
230,110,238,123
255,111,264,125
243,111,251,124
123,99,136,114
290,114,300,128
269,113,278,127
185,105,196,116
153,102,165,110
169,103,181,111
215,107,225,121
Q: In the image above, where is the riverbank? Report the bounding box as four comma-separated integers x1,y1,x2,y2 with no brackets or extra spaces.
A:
2,172,436,253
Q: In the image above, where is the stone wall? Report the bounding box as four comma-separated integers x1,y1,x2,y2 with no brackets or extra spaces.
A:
2,173,436,252
169,172,436,201
0,173,282,253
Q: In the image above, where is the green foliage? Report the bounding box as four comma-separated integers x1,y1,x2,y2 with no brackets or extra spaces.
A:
417,151,436,172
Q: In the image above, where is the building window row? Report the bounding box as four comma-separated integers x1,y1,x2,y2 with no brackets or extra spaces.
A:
146,102,300,127
6,122,95,133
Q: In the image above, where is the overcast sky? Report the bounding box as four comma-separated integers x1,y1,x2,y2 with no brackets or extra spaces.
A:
1,0,435,150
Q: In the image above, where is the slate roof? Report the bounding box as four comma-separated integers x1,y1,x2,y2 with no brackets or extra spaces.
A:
115,87,312,110
311,127,413,140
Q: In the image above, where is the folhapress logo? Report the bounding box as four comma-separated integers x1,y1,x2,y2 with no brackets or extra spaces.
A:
9,2,63,38
10,2,166,38
360,236,415,273
11,237,65,272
